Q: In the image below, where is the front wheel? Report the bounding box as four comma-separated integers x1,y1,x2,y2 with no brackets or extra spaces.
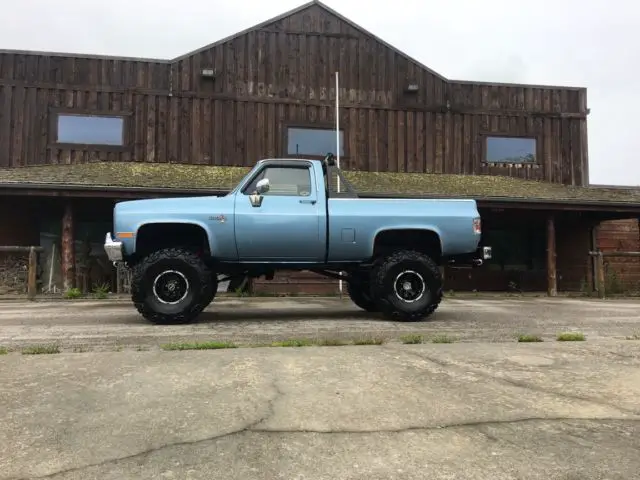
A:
130,247,215,325
371,250,443,322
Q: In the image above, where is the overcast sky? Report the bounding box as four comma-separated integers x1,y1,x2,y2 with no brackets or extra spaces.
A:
1,0,638,186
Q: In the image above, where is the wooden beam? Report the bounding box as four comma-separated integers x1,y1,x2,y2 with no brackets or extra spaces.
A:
0,80,588,117
546,214,558,297
0,246,44,252
596,252,606,298
61,202,76,291
588,251,640,258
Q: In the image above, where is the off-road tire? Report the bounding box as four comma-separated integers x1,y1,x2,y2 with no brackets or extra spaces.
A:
346,275,378,312
131,247,215,325
371,250,443,322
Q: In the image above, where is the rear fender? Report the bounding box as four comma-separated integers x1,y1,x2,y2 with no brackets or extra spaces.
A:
370,226,444,257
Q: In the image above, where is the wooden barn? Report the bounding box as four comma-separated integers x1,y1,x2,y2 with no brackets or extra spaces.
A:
0,0,639,297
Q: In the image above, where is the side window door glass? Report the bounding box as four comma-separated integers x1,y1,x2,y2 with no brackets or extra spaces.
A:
245,166,312,197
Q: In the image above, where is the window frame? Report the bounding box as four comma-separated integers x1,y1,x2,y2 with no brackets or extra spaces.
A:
48,108,132,152
241,161,315,198
480,133,539,165
282,122,348,160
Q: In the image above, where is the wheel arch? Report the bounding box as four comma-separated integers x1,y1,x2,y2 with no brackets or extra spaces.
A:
372,227,443,264
133,221,215,260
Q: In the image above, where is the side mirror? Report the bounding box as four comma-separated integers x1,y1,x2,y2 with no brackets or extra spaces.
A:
256,178,270,194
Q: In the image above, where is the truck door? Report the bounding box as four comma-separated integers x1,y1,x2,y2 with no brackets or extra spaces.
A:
233,162,325,262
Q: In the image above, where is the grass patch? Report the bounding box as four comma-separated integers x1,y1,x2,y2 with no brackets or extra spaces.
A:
431,334,456,344
72,345,90,353
270,338,315,347
22,344,60,355
518,334,543,343
160,341,237,351
556,332,586,342
0,347,8,355
625,334,640,340
353,337,385,346
317,338,349,347
400,334,424,344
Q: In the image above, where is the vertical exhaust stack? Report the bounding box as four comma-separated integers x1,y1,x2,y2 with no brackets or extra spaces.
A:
336,71,343,297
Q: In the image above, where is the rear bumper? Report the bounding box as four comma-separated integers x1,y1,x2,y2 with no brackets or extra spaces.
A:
104,232,124,263
445,245,492,268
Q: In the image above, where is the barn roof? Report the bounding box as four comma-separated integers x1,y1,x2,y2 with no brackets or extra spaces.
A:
0,1,584,91
0,162,638,209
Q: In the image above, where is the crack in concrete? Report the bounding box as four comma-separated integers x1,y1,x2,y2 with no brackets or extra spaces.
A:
389,346,640,416
9,377,287,480
12,417,640,480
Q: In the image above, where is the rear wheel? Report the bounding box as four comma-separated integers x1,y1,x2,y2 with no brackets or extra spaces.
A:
130,247,215,324
371,250,443,322
346,274,378,312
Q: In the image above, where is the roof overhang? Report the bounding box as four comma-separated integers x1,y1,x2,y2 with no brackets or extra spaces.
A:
2,182,639,216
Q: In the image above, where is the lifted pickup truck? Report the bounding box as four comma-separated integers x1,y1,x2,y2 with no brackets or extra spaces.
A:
104,154,491,324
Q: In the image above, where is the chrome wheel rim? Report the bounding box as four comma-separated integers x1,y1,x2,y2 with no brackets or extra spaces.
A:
393,270,426,303
152,270,190,305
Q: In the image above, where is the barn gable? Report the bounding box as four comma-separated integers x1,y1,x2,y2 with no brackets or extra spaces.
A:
169,0,448,107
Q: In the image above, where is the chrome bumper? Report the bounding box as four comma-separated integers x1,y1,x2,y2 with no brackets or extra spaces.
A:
104,232,124,263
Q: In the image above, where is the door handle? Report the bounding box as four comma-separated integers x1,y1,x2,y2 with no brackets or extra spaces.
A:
299,199,316,204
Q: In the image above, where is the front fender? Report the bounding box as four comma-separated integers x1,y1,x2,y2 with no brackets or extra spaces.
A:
130,219,218,256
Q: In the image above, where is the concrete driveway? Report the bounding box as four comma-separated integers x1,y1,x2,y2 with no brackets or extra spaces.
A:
1,296,639,479
0,295,639,350
1,341,639,479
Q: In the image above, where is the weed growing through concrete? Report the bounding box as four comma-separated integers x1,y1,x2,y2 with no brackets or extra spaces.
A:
22,344,60,355
92,283,110,299
0,347,8,355
400,334,424,344
556,332,586,342
63,288,82,299
161,341,238,351
431,334,456,344
518,334,543,343
353,337,385,345
269,339,314,347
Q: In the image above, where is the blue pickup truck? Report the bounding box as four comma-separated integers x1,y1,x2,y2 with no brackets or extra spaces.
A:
104,154,491,324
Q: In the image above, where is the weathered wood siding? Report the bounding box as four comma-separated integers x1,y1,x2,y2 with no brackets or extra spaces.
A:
596,219,640,292
0,3,588,185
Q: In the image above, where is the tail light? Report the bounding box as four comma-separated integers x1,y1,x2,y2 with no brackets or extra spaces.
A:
472,218,481,234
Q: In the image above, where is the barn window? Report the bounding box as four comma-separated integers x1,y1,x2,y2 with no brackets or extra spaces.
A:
485,136,536,163
286,126,344,157
55,113,125,146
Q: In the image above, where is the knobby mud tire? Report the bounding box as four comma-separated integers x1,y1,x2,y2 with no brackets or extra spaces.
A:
346,279,378,312
130,247,215,325
371,250,443,322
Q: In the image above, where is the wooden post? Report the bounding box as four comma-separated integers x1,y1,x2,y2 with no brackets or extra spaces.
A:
546,214,557,297
61,202,76,291
596,251,606,298
116,264,123,294
27,246,37,300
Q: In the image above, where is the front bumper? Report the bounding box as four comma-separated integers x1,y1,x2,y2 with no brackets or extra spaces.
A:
104,232,124,263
